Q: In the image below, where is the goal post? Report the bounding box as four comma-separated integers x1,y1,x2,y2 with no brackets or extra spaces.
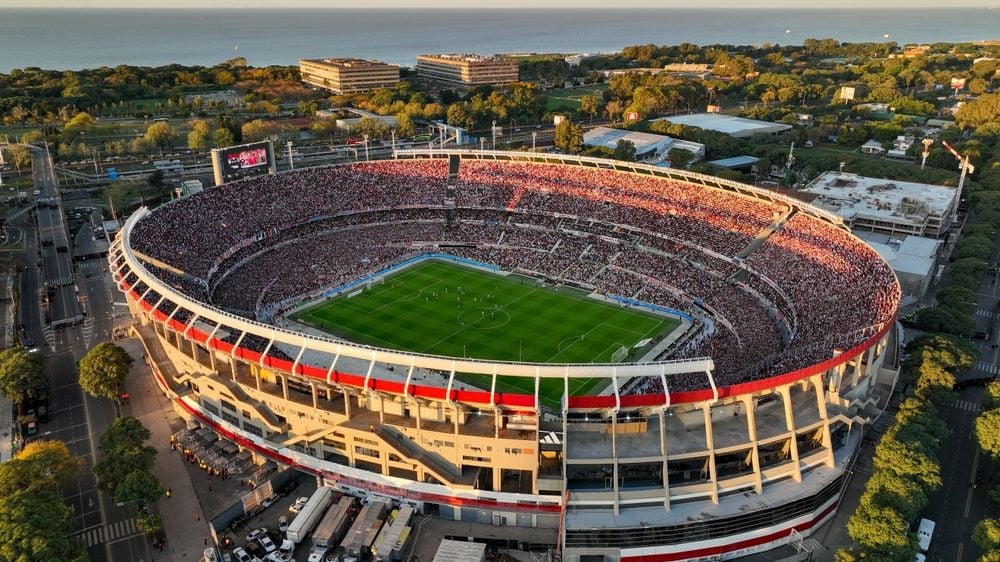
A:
611,345,629,363
365,277,385,290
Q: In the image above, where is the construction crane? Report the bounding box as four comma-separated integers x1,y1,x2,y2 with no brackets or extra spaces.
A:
941,140,975,220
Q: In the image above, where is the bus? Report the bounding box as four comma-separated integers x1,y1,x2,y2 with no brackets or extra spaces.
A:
412,133,432,142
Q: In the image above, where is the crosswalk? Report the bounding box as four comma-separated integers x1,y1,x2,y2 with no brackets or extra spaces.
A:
976,309,995,318
953,399,982,413
975,361,999,375
76,518,140,547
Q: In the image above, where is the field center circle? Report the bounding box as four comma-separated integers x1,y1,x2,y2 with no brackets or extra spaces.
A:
457,307,511,329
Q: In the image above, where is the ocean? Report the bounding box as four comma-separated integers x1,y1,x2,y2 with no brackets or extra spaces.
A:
1,8,999,72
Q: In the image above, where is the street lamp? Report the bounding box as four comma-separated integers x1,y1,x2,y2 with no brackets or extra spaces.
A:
362,134,370,161
532,131,537,152
491,120,497,150
480,138,486,151
390,129,396,153
286,141,294,171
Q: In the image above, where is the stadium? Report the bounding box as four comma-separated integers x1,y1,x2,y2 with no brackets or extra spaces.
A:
111,150,901,561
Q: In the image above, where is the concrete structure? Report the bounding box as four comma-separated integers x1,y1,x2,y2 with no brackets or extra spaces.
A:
416,54,519,88
803,172,957,237
855,232,941,299
112,152,900,562
433,539,487,562
653,113,793,138
582,126,705,163
299,58,400,95
335,108,398,132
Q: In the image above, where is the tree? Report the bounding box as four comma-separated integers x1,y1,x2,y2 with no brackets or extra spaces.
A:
0,489,86,562
0,440,81,497
78,342,134,402
143,121,178,150
975,519,1000,552
186,119,212,150
241,119,276,143
214,127,235,148
612,140,636,161
4,144,32,170
956,92,1000,129
99,416,151,452
113,470,164,507
580,95,600,123
668,147,695,169
554,120,583,153
0,347,47,415
136,512,163,534
977,409,1000,462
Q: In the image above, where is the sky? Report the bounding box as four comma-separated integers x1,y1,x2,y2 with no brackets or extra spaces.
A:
4,0,1000,7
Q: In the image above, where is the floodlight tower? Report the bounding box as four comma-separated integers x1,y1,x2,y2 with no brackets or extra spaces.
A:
942,140,975,221
920,138,934,170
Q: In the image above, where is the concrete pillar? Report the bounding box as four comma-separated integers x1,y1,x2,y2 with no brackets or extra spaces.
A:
778,386,802,482
703,404,719,503
659,409,670,510
811,374,836,469
310,381,318,410
742,396,763,494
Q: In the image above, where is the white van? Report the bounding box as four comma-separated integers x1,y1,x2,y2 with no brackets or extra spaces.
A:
916,518,935,552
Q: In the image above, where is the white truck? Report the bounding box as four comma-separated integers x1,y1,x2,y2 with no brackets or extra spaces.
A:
285,487,334,544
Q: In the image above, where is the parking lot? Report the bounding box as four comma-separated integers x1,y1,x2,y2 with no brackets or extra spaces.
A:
217,476,319,562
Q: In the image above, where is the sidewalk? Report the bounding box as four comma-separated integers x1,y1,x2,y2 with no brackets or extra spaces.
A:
121,337,213,560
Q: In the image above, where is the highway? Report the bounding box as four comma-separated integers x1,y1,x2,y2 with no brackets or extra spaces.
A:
14,144,152,561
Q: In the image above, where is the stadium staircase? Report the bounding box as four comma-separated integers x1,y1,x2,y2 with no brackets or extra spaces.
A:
445,155,460,225
733,207,797,261
375,425,463,484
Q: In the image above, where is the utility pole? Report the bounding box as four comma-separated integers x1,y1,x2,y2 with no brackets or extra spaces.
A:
286,141,294,170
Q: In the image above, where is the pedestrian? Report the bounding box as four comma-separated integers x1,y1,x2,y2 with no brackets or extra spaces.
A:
208,484,212,492
166,488,171,498
195,512,200,521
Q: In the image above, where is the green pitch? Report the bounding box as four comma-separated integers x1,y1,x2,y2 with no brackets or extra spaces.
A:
291,260,679,405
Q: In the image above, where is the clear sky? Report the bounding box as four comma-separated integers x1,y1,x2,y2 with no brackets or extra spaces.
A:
5,0,999,7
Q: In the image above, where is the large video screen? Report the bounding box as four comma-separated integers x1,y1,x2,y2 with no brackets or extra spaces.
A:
212,141,275,185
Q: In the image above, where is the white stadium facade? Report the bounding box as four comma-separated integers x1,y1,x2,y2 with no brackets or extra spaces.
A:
111,151,901,561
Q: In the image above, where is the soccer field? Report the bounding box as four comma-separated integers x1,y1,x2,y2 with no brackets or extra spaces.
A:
291,259,679,403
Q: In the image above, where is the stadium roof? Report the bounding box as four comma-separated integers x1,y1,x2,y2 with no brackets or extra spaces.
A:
802,172,956,225
582,127,705,161
652,113,793,138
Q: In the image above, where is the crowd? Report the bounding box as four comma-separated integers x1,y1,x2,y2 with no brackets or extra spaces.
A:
124,158,899,394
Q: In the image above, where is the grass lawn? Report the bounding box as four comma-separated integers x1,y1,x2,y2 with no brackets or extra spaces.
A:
544,84,609,113
292,259,678,405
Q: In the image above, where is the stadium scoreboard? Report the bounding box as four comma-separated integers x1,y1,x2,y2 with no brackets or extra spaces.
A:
211,141,277,186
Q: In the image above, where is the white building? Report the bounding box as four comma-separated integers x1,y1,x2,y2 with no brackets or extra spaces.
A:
855,231,941,299
582,127,705,164
652,113,792,138
802,172,957,237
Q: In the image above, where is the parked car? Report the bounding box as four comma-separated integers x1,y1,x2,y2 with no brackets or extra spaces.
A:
258,535,277,554
245,528,268,543
277,516,289,533
232,547,251,562
261,494,280,508
288,497,309,514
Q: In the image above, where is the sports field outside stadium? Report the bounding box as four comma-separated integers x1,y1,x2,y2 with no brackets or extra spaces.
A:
291,260,680,406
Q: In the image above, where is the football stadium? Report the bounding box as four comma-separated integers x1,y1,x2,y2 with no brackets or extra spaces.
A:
112,150,902,561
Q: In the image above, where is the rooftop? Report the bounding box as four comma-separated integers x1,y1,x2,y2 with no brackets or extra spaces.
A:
301,58,396,69
707,155,759,169
582,127,705,160
653,113,792,138
418,53,514,63
801,172,956,225
432,539,487,562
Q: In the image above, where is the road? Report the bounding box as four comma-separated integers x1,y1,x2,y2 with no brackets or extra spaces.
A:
922,225,1000,562
30,144,82,326
15,144,152,561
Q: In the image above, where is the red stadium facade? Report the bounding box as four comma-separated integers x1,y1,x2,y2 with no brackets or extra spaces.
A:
112,151,900,561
